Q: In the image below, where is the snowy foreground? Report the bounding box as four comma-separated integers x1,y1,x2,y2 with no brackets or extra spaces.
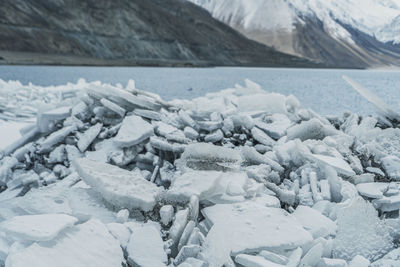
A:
1,78,400,267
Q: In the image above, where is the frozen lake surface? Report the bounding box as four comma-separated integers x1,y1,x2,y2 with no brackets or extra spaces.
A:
1,66,399,115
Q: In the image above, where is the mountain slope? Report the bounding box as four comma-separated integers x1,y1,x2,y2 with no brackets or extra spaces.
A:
0,0,317,67
190,0,400,68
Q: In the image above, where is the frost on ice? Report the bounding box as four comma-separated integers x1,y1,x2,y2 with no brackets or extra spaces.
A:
0,77,399,266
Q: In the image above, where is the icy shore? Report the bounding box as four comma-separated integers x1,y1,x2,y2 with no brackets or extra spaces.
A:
0,78,400,266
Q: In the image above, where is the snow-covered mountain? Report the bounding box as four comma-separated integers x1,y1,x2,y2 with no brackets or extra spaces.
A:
189,0,400,68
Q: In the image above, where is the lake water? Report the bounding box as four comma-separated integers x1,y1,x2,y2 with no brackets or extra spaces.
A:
1,65,399,115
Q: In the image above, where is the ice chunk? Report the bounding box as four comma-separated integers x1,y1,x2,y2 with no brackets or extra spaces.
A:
235,254,286,267
255,114,291,139
134,108,161,121
287,118,338,141
38,125,76,153
349,255,370,267
36,106,71,133
114,115,154,147
178,221,196,251
372,194,400,212
333,198,393,261
0,214,77,242
73,158,162,212
241,146,283,172
204,129,224,143
381,156,400,181
0,157,18,184
343,76,400,121
170,208,189,255
160,205,174,226
299,243,323,267
311,154,355,176
258,250,287,265
370,248,400,266
165,171,222,204
317,258,347,267
127,224,167,267
251,127,275,146
237,93,287,114
5,219,123,267
230,115,255,130
116,209,129,223
293,205,337,238
174,245,201,265
106,223,130,248
202,202,313,255
178,143,241,171
100,98,126,117
87,84,160,111
356,183,388,199
184,126,199,140
77,123,102,152
150,136,185,153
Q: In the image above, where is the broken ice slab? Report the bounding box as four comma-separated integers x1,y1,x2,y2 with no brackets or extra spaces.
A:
178,143,242,171
381,156,400,181
235,254,286,267
87,84,161,111
133,108,161,121
292,205,337,239
343,76,400,121
113,115,154,147
127,224,167,267
166,171,248,204
311,154,356,177
356,183,388,199
165,171,222,204
38,125,77,153
0,214,78,241
237,93,288,115
202,202,312,255
36,106,71,133
251,127,275,146
286,118,338,141
100,98,126,117
372,195,400,212
5,219,124,267
255,114,292,140
73,158,163,212
77,123,102,152
150,136,186,154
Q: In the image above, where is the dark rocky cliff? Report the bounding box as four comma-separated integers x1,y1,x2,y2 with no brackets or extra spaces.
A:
0,0,318,67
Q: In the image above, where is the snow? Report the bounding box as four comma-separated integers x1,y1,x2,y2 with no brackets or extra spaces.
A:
73,158,162,212
0,214,77,242
190,0,400,44
5,219,124,267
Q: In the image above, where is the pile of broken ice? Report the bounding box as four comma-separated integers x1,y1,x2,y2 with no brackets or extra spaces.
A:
1,78,400,266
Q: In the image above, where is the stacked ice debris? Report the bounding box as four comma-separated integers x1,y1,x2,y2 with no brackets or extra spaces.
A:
0,77,400,266
0,78,87,122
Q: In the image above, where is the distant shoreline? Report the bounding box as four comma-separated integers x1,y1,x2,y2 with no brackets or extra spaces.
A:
0,50,345,69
